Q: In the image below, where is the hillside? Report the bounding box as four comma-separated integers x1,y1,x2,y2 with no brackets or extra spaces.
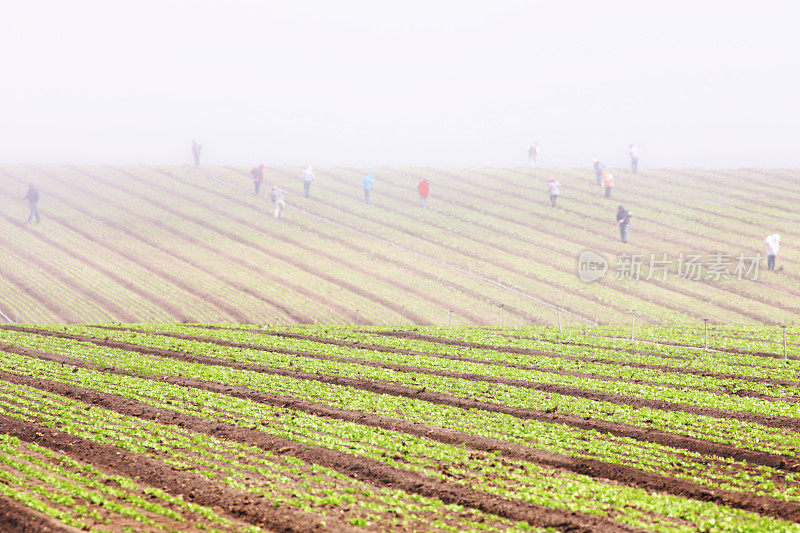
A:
0,164,797,325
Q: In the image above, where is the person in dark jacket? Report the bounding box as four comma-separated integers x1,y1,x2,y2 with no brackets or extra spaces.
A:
23,184,40,224
251,165,265,195
593,159,605,186
417,178,430,208
616,205,632,243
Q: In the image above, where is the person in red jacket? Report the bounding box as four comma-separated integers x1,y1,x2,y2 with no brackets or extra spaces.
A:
251,165,265,195
417,178,430,208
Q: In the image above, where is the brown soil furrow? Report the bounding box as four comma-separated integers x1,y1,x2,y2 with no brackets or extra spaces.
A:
3,357,800,527
21,165,284,323
6,166,252,323
4,327,799,474
709,331,800,348
309,167,624,323
0,266,75,322
354,165,777,323
372,329,800,387
628,169,800,283
89,325,800,429
100,166,429,325
482,166,800,309
744,170,800,201
452,169,799,319
593,335,799,361
0,373,629,533
0,492,80,533
327,167,774,324
64,165,314,323
205,325,800,398
227,164,574,324
392,167,719,322
162,167,490,325
210,166,540,326
0,414,356,533
0,205,189,322
0,233,136,323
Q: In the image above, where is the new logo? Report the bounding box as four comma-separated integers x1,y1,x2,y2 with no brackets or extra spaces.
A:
577,250,608,282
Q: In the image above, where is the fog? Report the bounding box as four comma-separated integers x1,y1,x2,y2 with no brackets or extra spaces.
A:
1,1,798,168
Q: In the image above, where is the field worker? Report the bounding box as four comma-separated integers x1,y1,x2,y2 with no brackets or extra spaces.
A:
629,144,641,174
269,185,287,220
593,159,606,186
603,172,614,198
417,178,430,208
192,140,202,166
23,183,40,224
251,164,265,195
302,166,315,198
362,173,374,204
528,142,540,168
764,234,780,271
616,205,633,243
547,178,560,207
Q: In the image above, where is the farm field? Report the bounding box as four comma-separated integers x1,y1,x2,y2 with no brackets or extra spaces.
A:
1,323,800,531
0,165,798,325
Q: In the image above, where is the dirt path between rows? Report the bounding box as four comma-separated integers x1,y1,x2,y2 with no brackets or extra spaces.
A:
4,327,800,475
0,492,80,533
0,232,137,323
405,167,771,322
247,327,800,389
0,414,356,533
4,348,800,526
7,166,254,323
311,168,614,323
593,334,799,361
162,167,489,325
200,326,798,403
0,265,75,323
459,169,793,321
0,372,630,532
28,322,800,430
102,166,430,325
209,166,543,326
370,330,800,387
56,166,314,324
0,201,189,322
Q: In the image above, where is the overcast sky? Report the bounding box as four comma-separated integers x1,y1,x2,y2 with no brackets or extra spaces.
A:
1,1,798,168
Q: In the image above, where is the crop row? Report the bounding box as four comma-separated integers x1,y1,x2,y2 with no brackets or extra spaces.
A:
4,330,800,506
1,350,796,532
64,324,800,420
0,432,256,532
10,324,800,462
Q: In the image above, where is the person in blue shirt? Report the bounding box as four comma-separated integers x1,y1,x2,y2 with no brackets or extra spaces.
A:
23,184,40,224
362,174,374,204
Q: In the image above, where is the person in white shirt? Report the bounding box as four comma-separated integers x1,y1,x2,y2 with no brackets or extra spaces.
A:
764,234,780,271
302,166,315,198
528,143,540,168
547,178,561,207
629,145,641,174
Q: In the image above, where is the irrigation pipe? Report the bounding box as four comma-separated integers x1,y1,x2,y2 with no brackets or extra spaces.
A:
196,170,597,325
0,306,14,324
